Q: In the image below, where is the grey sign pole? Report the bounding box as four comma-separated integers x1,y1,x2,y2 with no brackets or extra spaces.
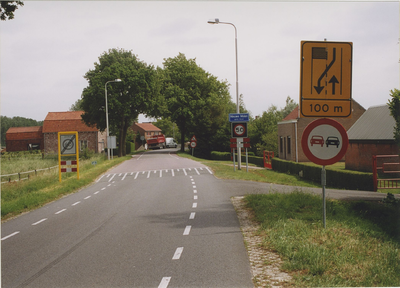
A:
321,165,327,228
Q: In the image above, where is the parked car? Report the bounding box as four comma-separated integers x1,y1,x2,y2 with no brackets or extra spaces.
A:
310,135,324,147
326,136,340,148
165,137,178,148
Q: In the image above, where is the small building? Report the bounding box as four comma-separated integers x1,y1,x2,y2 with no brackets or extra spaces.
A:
130,122,162,150
5,126,44,152
42,111,107,154
345,104,400,172
277,99,365,162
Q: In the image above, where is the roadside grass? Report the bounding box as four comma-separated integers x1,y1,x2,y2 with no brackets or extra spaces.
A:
245,191,400,287
1,155,130,220
177,152,319,188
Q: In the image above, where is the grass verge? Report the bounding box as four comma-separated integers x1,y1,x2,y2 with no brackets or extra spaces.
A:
177,152,320,188
245,191,400,287
1,155,130,221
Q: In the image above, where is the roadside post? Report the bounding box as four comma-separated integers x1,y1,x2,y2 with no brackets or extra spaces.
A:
190,135,197,156
230,137,250,172
301,118,349,228
58,131,80,182
299,40,352,228
229,113,249,170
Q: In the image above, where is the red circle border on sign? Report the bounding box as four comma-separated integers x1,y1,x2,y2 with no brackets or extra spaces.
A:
233,123,246,137
301,118,349,166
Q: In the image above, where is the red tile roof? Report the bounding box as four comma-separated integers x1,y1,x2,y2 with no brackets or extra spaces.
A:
133,122,161,132
42,111,98,133
283,106,299,121
6,126,42,134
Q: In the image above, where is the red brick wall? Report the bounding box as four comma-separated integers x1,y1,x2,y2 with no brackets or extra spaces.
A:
345,142,400,172
44,132,100,154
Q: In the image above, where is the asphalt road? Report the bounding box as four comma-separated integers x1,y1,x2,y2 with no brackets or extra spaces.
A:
1,149,253,288
2,149,394,288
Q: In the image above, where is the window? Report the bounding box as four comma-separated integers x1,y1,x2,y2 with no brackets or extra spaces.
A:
287,136,291,154
280,137,283,153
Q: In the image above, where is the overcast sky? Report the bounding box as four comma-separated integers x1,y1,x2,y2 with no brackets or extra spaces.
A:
1,1,399,122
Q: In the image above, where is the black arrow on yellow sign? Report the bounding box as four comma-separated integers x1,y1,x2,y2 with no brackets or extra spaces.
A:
314,48,336,94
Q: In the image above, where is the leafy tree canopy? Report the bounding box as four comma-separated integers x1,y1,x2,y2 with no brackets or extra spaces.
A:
388,88,400,147
80,48,164,156
162,53,234,155
1,1,23,21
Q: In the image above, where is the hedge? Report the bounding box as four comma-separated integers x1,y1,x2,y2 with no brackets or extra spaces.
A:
210,151,264,167
271,157,374,191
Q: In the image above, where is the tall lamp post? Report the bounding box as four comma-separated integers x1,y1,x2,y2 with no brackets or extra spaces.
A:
105,79,122,160
208,18,242,169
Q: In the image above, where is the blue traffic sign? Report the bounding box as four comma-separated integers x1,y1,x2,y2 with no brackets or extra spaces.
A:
229,113,249,122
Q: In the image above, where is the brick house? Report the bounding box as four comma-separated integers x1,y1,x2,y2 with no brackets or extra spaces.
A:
5,126,44,152
277,99,365,162
42,111,107,154
130,122,162,150
345,104,399,172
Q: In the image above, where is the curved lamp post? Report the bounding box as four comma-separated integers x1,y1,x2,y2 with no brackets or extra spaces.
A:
208,18,241,169
105,79,122,160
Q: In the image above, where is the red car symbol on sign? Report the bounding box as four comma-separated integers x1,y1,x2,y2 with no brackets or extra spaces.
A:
310,135,324,147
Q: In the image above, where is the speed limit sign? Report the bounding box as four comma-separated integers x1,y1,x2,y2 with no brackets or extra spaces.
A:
232,122,247,138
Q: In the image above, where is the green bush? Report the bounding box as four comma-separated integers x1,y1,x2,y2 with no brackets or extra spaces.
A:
210,151,231,161
126,141,135,154
272,158,374,191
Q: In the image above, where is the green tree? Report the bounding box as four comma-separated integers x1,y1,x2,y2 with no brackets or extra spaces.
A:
388,88,400,148
1,1,23,21
162,53,233,155
81,48,164,157
248,96,298,156
69,99,83,111
153,117,180,141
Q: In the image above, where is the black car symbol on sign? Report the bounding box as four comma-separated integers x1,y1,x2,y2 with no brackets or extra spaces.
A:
326,136,340,148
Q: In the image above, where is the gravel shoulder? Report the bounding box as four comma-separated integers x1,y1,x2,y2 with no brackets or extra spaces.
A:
231,196,292,288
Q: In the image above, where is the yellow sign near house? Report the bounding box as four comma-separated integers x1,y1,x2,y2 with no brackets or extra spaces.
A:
58,131,80,182
300,41,353,118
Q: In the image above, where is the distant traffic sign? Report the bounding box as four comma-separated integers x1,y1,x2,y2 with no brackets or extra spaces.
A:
231,122,247,138
301,118,349,166
229,113,249,122
190,141,197,148
190,135,197,142
300,41,352,118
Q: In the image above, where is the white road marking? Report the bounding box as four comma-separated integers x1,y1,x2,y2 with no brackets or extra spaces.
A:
84,196,91,200
189,212,196,219
160,170,162,177
96,175,105,182
158,277,171,288
118,173,122,176
108,174,116,182
32,218,47,226
101,187,106,191
122,173,127,181
183,168,187,176
183,225,191,235
172,169,175,177
147,171,151,178
193,190,197,193
131,172,134,175
55,209,67,214
1,231,20,241
94,191,99,194
72,201,81,206
194,195,198,200
107,184,112,187
194,168,200,175
206,167,213,174
192,203,197,208
193,185,196,188
134,172,139,179
172,247,184,260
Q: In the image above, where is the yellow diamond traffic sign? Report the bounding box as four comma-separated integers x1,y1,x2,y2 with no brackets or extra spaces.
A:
300,41,352,118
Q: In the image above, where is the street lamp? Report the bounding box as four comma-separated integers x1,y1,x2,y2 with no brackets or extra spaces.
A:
105,79,122,160
208,18,242,169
